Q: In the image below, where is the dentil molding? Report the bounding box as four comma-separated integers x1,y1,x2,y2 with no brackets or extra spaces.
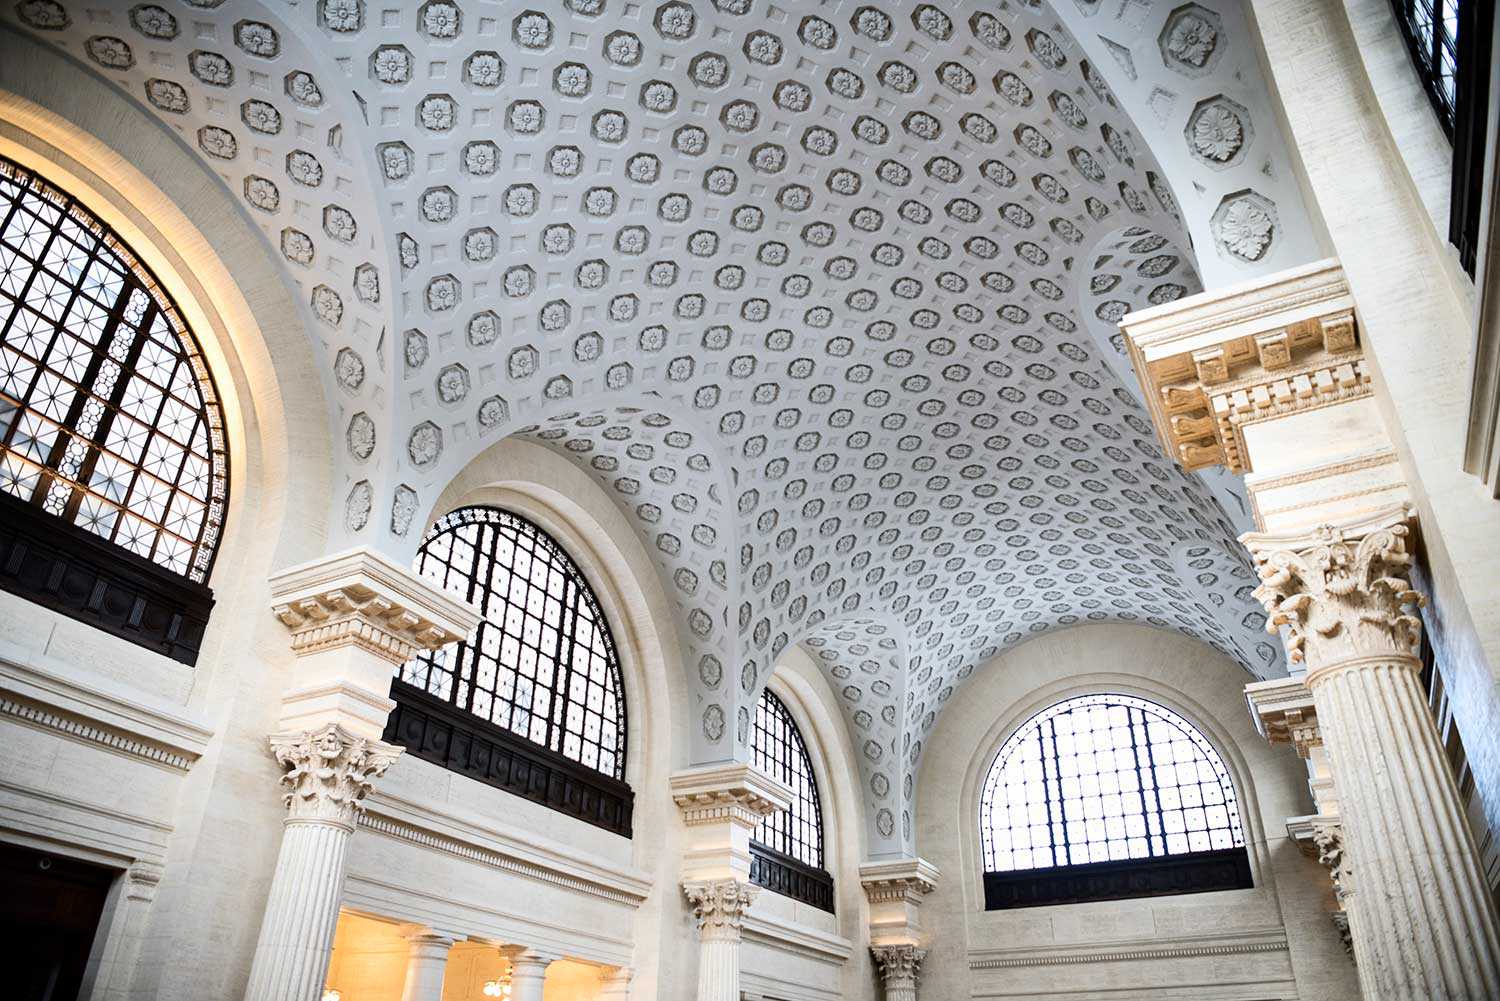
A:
859,857,941,904
669,762,793,827
269,547,480,664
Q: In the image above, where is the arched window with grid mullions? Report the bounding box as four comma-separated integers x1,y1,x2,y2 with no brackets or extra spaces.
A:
749,689,834,912
386,506,633,835
0,155,228,665
978,693,1253,909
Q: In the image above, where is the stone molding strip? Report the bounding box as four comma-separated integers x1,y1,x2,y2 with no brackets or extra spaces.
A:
741,911,853,964
358,802,651,906
969,932,1289,970
0,639,213,771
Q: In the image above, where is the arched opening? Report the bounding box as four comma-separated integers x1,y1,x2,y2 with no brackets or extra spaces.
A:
749,687,834,912
387,504,633,836
978,691,1251,909
0,152,228,664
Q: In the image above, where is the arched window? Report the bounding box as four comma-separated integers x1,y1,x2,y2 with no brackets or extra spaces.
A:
749,688,834,912
979,693,1252,909
387,505,632,835
0,154,227,664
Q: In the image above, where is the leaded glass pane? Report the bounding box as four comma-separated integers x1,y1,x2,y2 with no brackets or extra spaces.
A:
401,506,628,780
979,693,1244,872
0,155,228,582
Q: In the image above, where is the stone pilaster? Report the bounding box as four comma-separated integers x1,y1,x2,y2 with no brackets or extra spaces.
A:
859,857,939,948
398,929,456,1001
1242,506,1500,998
871,944,926,1001
245,549,480,1001
683,878,757,1001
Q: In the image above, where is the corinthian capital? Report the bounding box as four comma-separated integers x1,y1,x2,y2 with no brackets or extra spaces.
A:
871,944,926,985
682,878,758,941
1241,504,1425,674
269,722,402,827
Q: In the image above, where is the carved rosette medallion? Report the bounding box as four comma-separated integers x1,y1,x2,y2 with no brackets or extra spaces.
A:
269,722,403,828
682,878,758,942
872,944,927,987
1241,505,1425,677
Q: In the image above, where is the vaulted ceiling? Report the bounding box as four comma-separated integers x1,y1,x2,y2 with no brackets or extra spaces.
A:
4,0,1319,855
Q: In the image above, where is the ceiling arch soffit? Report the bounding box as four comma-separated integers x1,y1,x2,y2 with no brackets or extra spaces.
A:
5,0,1295,821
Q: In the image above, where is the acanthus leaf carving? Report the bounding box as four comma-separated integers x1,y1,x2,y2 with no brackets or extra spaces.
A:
269,722,402,828
1242,505,1425,674
682,877,758,942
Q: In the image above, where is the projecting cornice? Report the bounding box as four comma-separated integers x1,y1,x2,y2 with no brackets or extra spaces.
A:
268,547,480,664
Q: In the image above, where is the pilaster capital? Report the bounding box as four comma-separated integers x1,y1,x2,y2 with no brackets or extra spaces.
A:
670,763,793,828
268,722,402,828
1311,821,1353,903
269,547,480,665
871,944,927,985
858,857,941,905
1243,676,1321,757
1241,503,1426,675
683,877,758,942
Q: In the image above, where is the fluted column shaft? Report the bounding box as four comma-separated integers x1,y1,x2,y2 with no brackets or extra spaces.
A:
243,819,354,1001
1311,655,1500,999
399,932,455,1001
244,724,402,1001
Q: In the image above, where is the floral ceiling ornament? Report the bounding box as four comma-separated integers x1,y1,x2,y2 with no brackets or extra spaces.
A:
1212,189,1278,262
1186,96,1253,168
1159,4,1224,77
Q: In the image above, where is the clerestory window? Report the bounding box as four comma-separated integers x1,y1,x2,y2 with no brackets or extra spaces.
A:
978,693,1252,908
388,505,633,834
0,154,228,664
749,688,834,912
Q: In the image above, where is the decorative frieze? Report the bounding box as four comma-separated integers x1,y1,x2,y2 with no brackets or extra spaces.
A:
860,857,940,949
269,722,402,828
1241,504,1424,675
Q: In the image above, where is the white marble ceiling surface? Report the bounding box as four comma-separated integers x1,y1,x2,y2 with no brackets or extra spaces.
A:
3,0,1315,855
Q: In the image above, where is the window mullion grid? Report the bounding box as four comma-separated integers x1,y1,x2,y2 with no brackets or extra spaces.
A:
1035,719,1060,867
1135,707,1168,857
549,566,579,758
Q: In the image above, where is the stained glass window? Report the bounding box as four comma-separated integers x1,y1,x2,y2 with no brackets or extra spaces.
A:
0,155,228,582
980,693,1244,872
401,505,626,779
752,689,825,869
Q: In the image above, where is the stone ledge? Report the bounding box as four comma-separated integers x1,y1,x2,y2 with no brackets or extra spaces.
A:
968,928,1290,970
742,909,853,964
0,636,213,771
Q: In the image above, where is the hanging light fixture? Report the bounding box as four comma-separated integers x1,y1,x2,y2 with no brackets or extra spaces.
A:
481,978,511,998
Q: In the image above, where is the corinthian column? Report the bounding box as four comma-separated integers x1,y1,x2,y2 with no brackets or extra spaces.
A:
244,549,480,1001
1244,506,1500,999
243,724,402,1001
670,764,791,1001
871,944,925,1001
683,879,757,1001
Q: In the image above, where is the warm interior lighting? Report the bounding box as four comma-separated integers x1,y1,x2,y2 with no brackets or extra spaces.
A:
320,990,342,1001
482,978,511,998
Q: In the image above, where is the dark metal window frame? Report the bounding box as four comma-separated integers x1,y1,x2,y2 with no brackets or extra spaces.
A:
750,688,835,912
0,155,227,664
395,505,632,834
1390,0,1494,275
979,693,1251,909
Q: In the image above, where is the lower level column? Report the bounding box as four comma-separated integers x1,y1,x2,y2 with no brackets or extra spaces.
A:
683,878,757,1001
243,725,402,1001
871,944,925,1001
507,948,558,1001
399,929,456,1001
